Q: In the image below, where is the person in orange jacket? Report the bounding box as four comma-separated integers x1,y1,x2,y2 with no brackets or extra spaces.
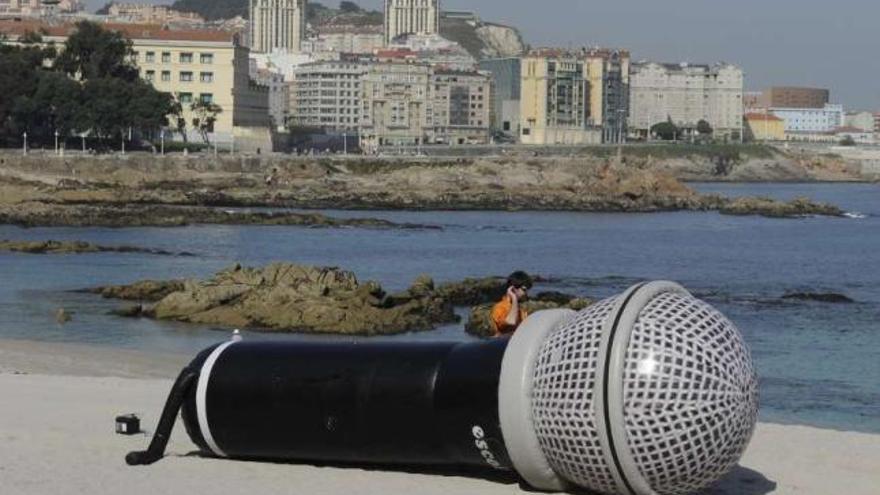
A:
490,271,533,336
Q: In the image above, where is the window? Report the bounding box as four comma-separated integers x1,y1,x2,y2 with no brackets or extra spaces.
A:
161,71,171,82
131,51,139,62
161,52,171,63
178,93,193,104
200,53,214,64
145,52,155,63
145,70,155,82
180,71,193,82
200,72,214,83
179,52,193,63
199,93,213,104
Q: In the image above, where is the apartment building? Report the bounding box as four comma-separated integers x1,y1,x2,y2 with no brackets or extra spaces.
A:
0,19,271,149
519,53,600,145
584,48,630,143
107,3,205,25
744,113,785,141
288,60,367,132
359,62,432,149
303,25,384,55
629,61,744,140
478,57,521,138
770,104,844,133
384,0,439,45
431,69,491,144
761,87,829,109
250,0,306,54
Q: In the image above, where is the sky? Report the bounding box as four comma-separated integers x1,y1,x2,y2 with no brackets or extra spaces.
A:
85,0,879,110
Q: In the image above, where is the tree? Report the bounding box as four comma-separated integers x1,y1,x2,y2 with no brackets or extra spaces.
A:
696,119,713,136
190,100,222,144
55,21,138,82
650,121,679,141
839,135,856,146
339,1,361,13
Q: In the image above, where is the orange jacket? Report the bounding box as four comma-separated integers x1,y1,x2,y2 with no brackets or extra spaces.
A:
490,296,528,336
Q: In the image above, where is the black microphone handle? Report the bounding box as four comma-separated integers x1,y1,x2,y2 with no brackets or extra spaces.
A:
180,338,514,470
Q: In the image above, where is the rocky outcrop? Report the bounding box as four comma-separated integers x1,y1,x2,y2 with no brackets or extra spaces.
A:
717,197,844,218
782,292,854,303
0,239,192,256
98,264,458,335
435,276,507,305
0,203,441,229
465,292,592,338
0,152,848,219
88,280,186,302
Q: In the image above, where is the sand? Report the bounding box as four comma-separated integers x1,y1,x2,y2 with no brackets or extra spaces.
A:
1,338,878,495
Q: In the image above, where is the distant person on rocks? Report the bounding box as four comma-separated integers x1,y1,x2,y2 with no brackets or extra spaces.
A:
491,271,533,336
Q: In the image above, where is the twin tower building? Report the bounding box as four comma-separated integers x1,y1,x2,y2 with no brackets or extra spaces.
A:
249,0,440,53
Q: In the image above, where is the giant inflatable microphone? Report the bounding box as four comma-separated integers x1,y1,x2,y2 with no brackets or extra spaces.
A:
127,281,758,495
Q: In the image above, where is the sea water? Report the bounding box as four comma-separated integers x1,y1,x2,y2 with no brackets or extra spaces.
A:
0,182,877,433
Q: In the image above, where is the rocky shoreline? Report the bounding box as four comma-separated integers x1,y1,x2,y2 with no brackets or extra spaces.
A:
0,239,195,256
88,264,590,336
0,202,441,229
0,150,855,223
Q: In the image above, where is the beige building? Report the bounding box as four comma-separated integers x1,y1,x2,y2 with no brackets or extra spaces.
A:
303,25,384,55
744,113,785,141
431,69,491,144
360,62,432,149
384,0,439,45
250,0,306,54
107,3,205,25
519,53,601,145
0,19,271,149
629,61,744,140
0,0,41,15
583,48,630,143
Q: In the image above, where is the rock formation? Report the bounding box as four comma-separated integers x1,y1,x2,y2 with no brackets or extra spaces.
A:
0,239,192,256
96,264,458,335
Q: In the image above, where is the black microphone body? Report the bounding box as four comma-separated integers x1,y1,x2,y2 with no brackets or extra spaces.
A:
180,339,513,470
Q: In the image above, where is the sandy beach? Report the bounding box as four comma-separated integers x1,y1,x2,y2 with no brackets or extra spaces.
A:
1,338,878,495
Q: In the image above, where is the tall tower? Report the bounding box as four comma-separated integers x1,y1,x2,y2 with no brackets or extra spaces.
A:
250,0,306,54
384,0,440,45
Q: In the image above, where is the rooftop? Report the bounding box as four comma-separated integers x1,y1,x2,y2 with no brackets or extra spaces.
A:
0,18,236,43
745,113,783,122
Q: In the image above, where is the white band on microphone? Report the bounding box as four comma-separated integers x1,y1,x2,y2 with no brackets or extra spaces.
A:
196,340,238,458
499,309,576,492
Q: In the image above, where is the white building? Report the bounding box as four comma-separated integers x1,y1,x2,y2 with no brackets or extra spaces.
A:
288,60,366,132
384,0,440,45
249,0,306,54
771,104,844,133
629,61,744,140
843,111,875,132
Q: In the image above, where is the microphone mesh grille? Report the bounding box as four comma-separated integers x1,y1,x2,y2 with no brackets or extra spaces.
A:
622,291,758,495
530,288,758,495
531,296,619,494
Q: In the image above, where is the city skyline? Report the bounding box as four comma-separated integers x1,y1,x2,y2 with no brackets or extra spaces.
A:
81,0,877,110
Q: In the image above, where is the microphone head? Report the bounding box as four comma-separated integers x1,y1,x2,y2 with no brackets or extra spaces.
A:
500,281,758,495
